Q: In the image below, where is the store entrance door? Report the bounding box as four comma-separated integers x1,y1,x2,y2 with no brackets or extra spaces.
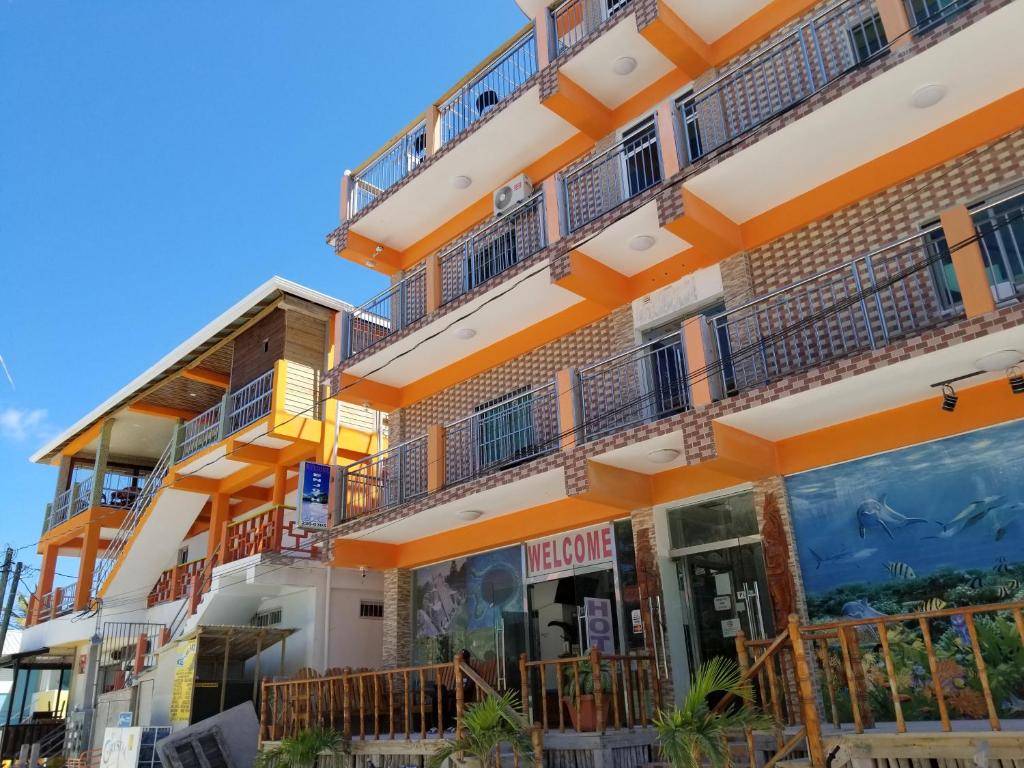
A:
527,565,622,660
676,542,772,669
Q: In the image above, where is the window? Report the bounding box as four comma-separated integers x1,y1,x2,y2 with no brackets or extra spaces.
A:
621,117,662,199
359,600,384,619
676,92,702,163
469,228,518,291
847,13,887,64
476,387,535,469
177,546,190,566
250,607,283,627
906,0,972,29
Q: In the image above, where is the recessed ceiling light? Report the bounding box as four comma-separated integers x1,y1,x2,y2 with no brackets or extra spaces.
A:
910,83,946,109
189,393,198,398
648,448,681,464
365,259,376,267
455,509,483,521
629,234,656,251
613,56,637,76
454,327,476,340
975,349,1023,372
453,175,473,189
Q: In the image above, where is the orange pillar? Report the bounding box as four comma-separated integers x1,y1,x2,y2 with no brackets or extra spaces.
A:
75,522,101,610
682,316,713,407
425,105,442,156
425,253,442,314
940,206,996,318
35,543,58,611
427,425,446,493
556,368,578,450
876,0,912,49
207,493,230,562
541,176,562,246
534,10,554,69
655,99,682,178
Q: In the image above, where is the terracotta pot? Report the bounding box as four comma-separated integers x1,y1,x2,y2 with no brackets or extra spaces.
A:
562,694,611,732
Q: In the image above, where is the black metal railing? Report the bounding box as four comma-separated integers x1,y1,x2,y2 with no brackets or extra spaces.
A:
343,436,429,520
346,266,427,357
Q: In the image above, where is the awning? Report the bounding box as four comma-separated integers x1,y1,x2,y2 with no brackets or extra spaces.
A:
0,647,75,671
176,626,296,664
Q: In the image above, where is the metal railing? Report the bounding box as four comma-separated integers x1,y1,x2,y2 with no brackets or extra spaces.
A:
50,486,75,529
439,193,546,305
444,381,560,487
98,468,150,509
343,436,429,520
178,401,222,460
562,119,662,232
46,467,153,532
904,0,975,29
710,228,957,392
551,0,634,56
347,264,427,357
679,0,885,163
92,438,175,595
578,330,690,442
72,477,93,517
98,621,165,688
229,369,275,432
974,189,1024,303
350,122,428,216
439,30,537,145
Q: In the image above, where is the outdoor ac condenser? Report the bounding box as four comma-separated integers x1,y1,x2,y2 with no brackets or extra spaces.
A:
493,173,533,217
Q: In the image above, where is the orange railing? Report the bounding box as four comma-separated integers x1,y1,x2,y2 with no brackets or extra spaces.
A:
223,506,322,564
147,557,206,607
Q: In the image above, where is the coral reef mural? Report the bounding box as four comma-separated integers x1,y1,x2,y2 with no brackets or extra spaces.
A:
785,419,1024,721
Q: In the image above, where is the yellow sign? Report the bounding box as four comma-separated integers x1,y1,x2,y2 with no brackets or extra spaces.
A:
169,639,197,724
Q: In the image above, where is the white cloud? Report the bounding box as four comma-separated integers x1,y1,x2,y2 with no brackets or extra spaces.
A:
0,407,48,442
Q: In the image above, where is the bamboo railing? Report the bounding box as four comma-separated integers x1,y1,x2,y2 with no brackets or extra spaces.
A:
729,602,1024,768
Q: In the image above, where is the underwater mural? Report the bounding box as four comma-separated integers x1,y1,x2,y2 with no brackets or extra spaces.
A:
785,419,1024,721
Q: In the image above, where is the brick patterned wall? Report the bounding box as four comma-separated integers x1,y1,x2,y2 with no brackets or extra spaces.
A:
392,307,635,442
382,568,412,668
740,130,1024,299
231,309,285,391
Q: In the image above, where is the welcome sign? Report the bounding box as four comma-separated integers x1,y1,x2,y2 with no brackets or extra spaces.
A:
525,524,614,581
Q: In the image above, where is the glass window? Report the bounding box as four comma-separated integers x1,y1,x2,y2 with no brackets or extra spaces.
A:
477,387,535,468
621,117,662,199
667,493,758,550
847,14,887,64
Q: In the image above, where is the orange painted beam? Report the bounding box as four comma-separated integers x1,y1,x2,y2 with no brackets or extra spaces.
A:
741,89,1024,249
336,374,403,412
332,539,399,570
708,0,823,62
638,1,712,80
340,231,404,275
940,206,996,318
59,421,103,461
541,72,615,141
181,367,229,389
128,403,200,421
664,188,743,259
712,421,780,478
554,251,632,308
227,441,280,467
171,475,219,495
578,462,653,510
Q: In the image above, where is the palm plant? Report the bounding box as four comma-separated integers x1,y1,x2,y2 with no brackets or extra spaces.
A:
654,657,774,768
256,726,350,768
427,691,534,768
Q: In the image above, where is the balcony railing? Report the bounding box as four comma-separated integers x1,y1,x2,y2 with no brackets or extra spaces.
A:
679,0,885,164
562,118,662,232
444,380,560,487
343,436,429,520
45,466,153,533
349,122,428,216
178,369,275,461
710,229,957,392
904,0,975,29
974,189,1024,303
551,0,634,56
223,506,322,563
179,401,221,460
347,265,427,357
148,557,205,607
439,193,547,305
578,330,691,442
50,486,75,529
229,369,275,432
438,30,537,145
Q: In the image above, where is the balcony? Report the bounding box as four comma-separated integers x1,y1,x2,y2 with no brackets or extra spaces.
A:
550,0,635,57
177,368,275,461
44,467,152,533
343,436,429,521
27,583,76,625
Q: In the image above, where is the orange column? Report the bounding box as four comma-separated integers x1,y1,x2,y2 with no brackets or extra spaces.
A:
541,176,562,246
425,253,442,314
427,425,446,494
556,368,578,450
425,105,442,156
75,522,101,610
534,10,554,69
682,316,712,407
876,0,912,49
655,99,682,178
207,493,230,562
35,544,58,613
940,206,995,318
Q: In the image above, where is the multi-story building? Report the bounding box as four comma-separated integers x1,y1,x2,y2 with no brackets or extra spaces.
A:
13,278,386,760
265,0,1024,764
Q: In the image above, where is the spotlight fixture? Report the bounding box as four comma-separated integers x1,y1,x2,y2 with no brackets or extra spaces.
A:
941,383,958,412
1009,366,1024,395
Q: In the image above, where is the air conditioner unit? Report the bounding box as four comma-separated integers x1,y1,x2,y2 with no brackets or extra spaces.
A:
493,174,533,217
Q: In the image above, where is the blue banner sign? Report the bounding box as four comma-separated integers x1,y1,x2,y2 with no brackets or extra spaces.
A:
298,461,333,529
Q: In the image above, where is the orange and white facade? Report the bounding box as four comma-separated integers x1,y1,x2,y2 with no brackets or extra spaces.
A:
325,0,1024,719
23,278,386,748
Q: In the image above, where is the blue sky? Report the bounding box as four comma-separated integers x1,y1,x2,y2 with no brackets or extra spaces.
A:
0,1,526,589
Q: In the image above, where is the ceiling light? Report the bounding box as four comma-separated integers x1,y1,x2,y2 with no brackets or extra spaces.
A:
975,349,1023,372
629,235,656,251
941,384,958,413
453,175,473,189
1008,367,1024,395
910,83,947,109
613,56,637,76
648,448,681,464
455,509,483,522
365,259,376,267
454,327,476,340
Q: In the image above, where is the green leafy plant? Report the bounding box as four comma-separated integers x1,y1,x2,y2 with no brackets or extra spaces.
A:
562,660,612,698
256,727,350,768
428,691,534,768
654,657,774,768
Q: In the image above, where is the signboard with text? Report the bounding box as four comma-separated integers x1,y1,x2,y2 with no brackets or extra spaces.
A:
525,524,615,581
584,596,616,653
297,461,333,529
101,727,141,768
169,639,197,725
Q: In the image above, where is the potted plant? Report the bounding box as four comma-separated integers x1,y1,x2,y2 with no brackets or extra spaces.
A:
562,659,612,732
256,726,350,768
654,657,773,768
428,691,534,768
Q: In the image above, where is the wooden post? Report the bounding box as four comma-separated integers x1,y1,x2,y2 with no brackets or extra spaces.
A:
843,626,874,729
454,654,465,739
519,654,529,718
220,632,232,713
787,615,825,768
734,631,758,765
531,725,544,767
260,680,269,743
253,630,263,704
589,648,605,733
342,669,352,737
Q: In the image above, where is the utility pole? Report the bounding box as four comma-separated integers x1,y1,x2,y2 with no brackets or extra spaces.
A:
0,561,23,655
0,548,13,653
